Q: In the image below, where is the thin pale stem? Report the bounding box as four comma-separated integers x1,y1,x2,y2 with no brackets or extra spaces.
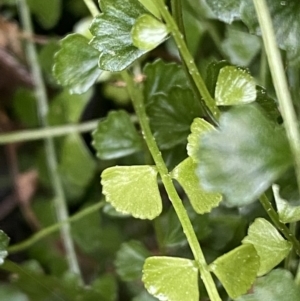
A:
252,0,300,194
8,201,105,253
0,119,99,145
154,0,220,121
17,0,82,281
122,70,221,301
83,0,100,17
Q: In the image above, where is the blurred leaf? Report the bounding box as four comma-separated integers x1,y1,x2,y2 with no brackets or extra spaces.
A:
273,184,300,223
215,66,256,106
38,40,60,83
71,203,102,254
1,261,76,301
172,157,222,214
103,84,130,105
132,14,169,51
59,134,97,200
0,285,28,301
242,218,291,276
92,110,143,160
209,244,259,299
197,104,292,206
221,27,261,66
101,165,162,219
202,209,247,251
13,88,38,128
27,0,61,29
187,117,215,163
48,89,92,125
147,87,201,149
182,4,206,57
143,257,199,301
138,0,161,19
115,240,150,281
91,274,118,301
204,0,241,23
154,207,187,250
0,230,9,265
143,60,189,104
53,34,102,94
90,0,148,71
185,0,216,20
236,269,300,301
240,0,300,66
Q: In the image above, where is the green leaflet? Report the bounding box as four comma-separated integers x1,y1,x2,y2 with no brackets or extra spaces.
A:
209,244,260,299
92,110,143,160
53,34,102,94
215,66,257,106
27,0,61,29
143,59,189,104
101,165,162,220
115,240,151,281
147,87,201,149
89,0,148,71
171,157,222,214
242,218,292,276
187,117,216,163
143,256,199,301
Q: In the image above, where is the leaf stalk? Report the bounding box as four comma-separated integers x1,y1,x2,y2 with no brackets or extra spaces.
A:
154,0,220,121
121,70,222,301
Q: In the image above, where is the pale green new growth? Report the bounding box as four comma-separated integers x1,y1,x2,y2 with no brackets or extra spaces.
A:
143,256,199,301
187,117,215,163
215,66,257,106
132,14,169,51
101,165,162,220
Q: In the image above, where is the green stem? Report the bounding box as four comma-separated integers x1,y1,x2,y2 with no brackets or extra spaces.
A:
83,0,100,17
259,45,268,88
155,0,220,121
122,71,221,301
17,0,82,281
8,201,105,253
253,0,300,194
170,0,217,126
259,194,300,256
0,119,99,145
